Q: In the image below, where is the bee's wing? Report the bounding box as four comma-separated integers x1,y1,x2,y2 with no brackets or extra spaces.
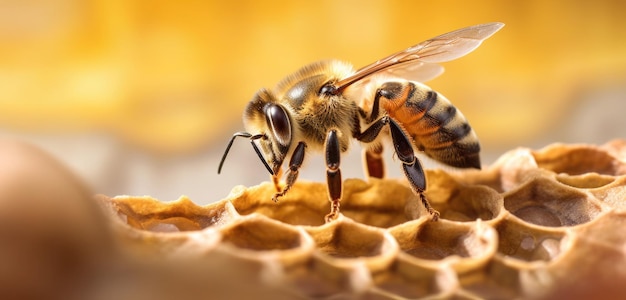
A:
335,22,504,91
384,61,444,83
344,62,443,103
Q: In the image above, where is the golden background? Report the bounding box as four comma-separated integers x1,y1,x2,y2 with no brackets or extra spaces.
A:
1,0,625,202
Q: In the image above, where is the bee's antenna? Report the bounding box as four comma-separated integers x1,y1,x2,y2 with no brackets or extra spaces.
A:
218,132,250,174
217,132,274,176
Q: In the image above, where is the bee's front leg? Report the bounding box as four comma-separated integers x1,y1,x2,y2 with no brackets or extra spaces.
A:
324,129,342,222
271,169,283,193
272,142,306,202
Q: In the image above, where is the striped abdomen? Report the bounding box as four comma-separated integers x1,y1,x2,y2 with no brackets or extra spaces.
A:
379,81,481,169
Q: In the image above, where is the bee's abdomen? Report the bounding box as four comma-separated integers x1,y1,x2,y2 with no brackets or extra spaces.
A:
381,82,481,169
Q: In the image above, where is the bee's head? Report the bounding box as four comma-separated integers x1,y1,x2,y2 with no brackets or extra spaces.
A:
217,88,295,176
240,89,293,175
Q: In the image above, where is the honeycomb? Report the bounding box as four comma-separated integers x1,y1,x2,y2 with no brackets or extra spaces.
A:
91,139,626,299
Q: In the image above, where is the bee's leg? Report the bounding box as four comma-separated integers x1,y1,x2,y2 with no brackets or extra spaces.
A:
272,169,283,193
325,129,342,222
364,145,385,179
354,106,385,179
356,116,439,221
272,142,306,202
387,117,439,221
354,115,387,179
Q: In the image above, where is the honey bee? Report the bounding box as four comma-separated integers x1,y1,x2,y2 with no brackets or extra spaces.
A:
218,23,504,222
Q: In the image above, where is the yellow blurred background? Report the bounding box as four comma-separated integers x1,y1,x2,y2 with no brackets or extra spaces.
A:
1,0,625,202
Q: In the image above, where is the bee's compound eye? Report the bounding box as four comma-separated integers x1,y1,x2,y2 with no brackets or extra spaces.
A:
265,104,292,147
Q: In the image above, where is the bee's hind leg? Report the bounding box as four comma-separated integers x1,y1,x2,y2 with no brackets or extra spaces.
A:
356,116,439,221
386,117,439,221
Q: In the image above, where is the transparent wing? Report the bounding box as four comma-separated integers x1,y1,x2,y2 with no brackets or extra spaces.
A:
344,62,444,103
347,62,443,92
384,61,445,83
335,22,504,91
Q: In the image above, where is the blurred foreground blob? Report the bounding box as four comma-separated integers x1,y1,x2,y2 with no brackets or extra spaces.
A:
0,140,113,299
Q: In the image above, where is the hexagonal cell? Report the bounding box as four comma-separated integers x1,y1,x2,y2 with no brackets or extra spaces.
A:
450,185,504,223
458,256,526,299
494,216,566,262
219,215,307,252
276,217,398,298
283,253,373,298
305,216,397,268
423,170,504,222
556,173,615,189
503,176,603,227
532,144,620,176
229,181,330,226
390,218,497,275
110,195,234,232
340,178,419,228
370,259,457,299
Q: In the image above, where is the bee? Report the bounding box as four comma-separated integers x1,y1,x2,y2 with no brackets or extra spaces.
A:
218,23,504,222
